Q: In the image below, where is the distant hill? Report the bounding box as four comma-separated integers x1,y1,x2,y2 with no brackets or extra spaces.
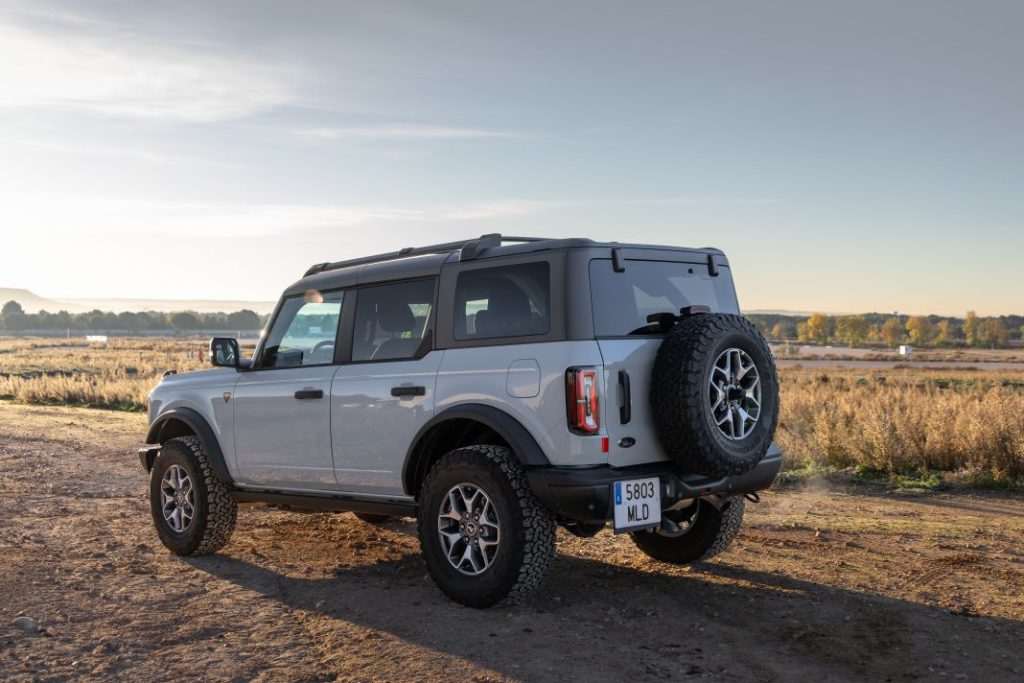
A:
58,298,276,314
0,288,88,314
0,288,275,315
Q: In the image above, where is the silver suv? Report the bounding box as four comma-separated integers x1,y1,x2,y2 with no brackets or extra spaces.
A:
140,234,782,607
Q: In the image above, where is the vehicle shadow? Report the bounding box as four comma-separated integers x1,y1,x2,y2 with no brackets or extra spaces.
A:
186,545,1024,682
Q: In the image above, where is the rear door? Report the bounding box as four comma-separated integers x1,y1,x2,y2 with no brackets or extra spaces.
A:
330,279,441,495
590,257,739,467
232,290,344,490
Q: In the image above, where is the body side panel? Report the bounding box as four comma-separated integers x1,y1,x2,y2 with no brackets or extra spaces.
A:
434,340,607,467
146,368,240,478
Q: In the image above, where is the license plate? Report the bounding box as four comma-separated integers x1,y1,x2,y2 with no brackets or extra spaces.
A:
612,477,661,533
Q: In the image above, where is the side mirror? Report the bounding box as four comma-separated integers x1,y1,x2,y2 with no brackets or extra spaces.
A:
210,337,241,369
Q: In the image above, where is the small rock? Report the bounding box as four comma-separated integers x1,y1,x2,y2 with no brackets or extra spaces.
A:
90,551,106,559
12,617,40,634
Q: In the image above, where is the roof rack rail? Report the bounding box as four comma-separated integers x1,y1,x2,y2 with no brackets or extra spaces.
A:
303,234,548,277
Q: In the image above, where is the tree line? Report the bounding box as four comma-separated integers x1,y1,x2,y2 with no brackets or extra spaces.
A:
748,311,1023,349
0,301,268,332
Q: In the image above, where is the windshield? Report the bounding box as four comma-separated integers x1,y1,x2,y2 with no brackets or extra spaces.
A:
589,259,724,336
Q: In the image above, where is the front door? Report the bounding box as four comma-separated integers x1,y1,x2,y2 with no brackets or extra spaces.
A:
331,279,440,495
232,290,344,490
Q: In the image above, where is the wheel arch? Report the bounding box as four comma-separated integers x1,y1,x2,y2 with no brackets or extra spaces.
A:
144,407,234,485
402,404,551,498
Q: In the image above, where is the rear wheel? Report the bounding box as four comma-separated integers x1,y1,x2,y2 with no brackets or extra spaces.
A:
149,436,237,556
418,445,556,608
630,498,744,565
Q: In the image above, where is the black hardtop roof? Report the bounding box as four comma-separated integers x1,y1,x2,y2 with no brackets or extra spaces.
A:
284,234,725,296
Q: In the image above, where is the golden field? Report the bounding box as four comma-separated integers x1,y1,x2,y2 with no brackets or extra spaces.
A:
1,336,1022,485
776,367,1024,485
0,337,205,411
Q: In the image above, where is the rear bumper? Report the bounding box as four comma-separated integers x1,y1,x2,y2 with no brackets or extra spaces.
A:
527,444,783,524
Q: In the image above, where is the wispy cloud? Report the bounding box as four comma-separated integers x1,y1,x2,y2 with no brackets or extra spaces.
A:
292,124,528,142
3,194,779,247
2,195,555,240
0,12,298,122
0,137,245,168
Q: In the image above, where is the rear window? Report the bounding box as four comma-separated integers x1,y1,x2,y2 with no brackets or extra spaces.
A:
454,262,550,340
590,259,721,336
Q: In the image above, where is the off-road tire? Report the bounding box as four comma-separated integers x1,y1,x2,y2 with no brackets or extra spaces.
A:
630,498,745,564
149,436,237,556
353,512,393,524
651,313,779,477
418,445,556,608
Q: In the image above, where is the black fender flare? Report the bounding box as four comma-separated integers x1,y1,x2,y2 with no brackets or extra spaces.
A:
402,404,552,495
145,407,234,485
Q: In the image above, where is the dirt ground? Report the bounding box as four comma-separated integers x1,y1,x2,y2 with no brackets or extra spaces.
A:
1,402,1022,682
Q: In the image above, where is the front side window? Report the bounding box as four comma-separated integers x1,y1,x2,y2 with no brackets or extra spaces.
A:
454,262,550,340
352,280,435,361
258,290,343,368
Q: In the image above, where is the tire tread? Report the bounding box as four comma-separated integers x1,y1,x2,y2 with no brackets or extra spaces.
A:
154,436,237,555
417,445,556,607
651,313,779,477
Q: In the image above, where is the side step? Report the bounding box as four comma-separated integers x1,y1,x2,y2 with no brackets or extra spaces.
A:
232,490,416,517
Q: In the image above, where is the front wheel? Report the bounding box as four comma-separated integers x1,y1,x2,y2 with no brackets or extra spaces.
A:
417,445,556,608
149,436,237,556
630,498,745,565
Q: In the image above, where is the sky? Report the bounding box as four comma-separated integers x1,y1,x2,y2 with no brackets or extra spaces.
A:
0,0,1021,316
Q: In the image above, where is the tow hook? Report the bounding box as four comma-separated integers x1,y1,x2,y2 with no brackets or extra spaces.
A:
744,492,761,504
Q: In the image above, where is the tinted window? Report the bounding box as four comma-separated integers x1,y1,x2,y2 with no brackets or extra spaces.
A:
454,262,550,340
259,290,343,368
352,280,435,361
590,260,721,336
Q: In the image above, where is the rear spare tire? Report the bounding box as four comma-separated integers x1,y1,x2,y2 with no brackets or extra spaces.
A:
650,313,778,477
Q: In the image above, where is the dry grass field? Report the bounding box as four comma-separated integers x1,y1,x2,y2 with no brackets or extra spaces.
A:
777,367,1024,486
0,338,204,410
2,336,1021,486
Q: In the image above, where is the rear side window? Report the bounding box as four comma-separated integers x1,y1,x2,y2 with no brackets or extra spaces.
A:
589,259,721,336
352,279,435,362
454,262,550,340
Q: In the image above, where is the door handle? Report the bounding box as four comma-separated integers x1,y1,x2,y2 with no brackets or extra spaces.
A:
390,385,426,398
294,388,324,400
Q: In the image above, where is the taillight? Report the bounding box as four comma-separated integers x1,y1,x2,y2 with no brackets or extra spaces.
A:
566,367,600,434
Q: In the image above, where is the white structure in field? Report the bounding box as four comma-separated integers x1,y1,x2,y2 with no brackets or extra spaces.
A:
85,335,108,344
898,345,913,356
